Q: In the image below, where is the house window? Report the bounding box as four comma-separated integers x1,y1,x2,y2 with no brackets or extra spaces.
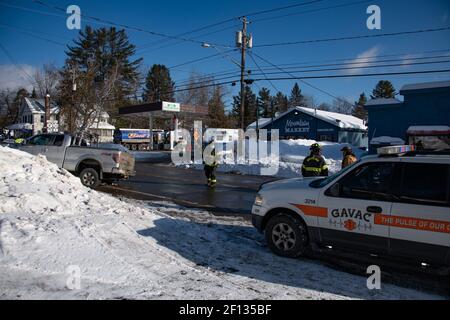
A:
319,134,333,142
41,115,44,123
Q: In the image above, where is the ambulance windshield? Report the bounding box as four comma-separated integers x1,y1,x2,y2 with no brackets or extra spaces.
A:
309,161,359,189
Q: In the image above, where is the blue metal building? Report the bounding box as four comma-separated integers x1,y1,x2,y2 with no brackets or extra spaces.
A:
248,106,368,148
364,80,450,151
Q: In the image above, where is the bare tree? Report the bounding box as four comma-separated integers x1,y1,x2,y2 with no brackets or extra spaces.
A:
33,63,60,98
332,97,353,115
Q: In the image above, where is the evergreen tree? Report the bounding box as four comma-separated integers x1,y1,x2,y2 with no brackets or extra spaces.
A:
352,92,368,120
31,88,37,98
58,26,141,131
142,64,175,102
272,92,289,114
289,83,305,108
371,80,396,99
232,86,257,128
64,26,141,102
257,87,272,118
207,85,229,128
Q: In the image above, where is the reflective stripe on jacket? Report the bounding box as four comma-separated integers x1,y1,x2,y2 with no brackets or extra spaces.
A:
302,154,328,177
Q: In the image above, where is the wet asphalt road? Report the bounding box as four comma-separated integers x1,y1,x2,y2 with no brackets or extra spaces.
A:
99,152,278,217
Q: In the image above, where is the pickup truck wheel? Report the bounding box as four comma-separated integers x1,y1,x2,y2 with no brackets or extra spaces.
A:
265,214,309,258
79,168,100,189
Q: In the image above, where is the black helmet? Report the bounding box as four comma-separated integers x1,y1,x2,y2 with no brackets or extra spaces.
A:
310,143,321,151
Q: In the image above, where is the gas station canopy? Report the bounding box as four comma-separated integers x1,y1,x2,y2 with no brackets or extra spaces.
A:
119,101,208,119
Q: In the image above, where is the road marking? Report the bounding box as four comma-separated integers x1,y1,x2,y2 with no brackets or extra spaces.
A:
102,185,216,209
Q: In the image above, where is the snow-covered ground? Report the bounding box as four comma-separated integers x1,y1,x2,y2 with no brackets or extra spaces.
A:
0,146,443,300
180,139,365,178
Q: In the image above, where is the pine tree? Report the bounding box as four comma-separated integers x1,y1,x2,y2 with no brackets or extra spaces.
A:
257,87,272,118
142,64,175,102
371,80,396,99
58,26,142,131
31,88,37,98
272,92,289,114
207,85,229,128
232,86,257,128
289,83,305,108
352,92,368,120
65,26,141,102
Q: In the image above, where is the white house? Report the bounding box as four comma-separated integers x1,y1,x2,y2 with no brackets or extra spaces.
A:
16,97,60,135
13,98,115,142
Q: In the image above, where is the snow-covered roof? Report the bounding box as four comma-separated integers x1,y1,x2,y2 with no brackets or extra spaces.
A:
89,122,115,130
365,98,402,107
247,118,272,130
294,107,367,130
23,97,59,114
370,136,405,145
7,123,33,130
400,80,450,93
407,125,450,135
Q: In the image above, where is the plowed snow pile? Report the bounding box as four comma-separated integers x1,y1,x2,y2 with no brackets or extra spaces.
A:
0,146,442,300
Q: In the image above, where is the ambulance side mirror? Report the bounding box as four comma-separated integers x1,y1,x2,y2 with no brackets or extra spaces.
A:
329,183,341,197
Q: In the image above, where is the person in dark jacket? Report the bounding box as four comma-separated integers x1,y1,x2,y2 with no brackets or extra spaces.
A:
341,146,358,169
203,139,219,187
302,143,328,177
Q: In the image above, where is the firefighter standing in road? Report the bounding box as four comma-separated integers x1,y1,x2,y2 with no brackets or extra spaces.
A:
302,143,328,177
203,138,219,187
341,146,358,169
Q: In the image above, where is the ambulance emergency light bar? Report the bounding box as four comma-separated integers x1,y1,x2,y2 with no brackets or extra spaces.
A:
377,145,416,156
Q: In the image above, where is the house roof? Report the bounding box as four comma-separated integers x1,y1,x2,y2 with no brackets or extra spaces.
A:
365,98,403,107
400,80,450,94
252,107,367,131
89,122,116,130
247,118,272,130
23,97,59,114
294,107,367,130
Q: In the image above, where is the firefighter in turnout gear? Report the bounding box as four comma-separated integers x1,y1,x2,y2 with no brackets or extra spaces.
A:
341,146,358,169
302,143,329,177
203,139,219,187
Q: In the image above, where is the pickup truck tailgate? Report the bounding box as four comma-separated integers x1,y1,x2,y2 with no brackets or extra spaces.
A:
119,151,135,176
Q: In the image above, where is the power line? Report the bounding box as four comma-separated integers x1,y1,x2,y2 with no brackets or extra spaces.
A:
252,69,450,82
0,23,67,46
251,0,372,24
251,51,355,104
248,52,280,92
31,0,232,48
255,26,450,48
241,0,326,18
173,52,450,95
173,49,450,85
169,49,238,69
0,42,36,84
136,0,326,52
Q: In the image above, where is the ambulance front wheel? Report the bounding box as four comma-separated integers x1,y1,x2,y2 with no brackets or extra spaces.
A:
265,213,309,258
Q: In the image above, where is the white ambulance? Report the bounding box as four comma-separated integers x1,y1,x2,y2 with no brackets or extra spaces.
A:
252,146,450,269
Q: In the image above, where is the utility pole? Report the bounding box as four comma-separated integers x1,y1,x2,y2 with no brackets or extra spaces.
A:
43,92,50,133
239,17,248,130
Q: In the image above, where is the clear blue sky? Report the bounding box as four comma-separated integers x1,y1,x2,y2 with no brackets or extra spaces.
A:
1,0,449,109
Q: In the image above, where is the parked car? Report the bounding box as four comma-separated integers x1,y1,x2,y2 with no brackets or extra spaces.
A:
252,145,450,272
18,133,135,188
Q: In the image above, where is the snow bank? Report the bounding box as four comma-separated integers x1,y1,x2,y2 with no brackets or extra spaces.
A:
0,146,442,300
181,139,365,178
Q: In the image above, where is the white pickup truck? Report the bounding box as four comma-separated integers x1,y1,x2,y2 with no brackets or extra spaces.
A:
18,133,135,188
